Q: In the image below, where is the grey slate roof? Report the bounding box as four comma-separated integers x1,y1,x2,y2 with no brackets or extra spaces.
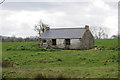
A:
40,28,86,39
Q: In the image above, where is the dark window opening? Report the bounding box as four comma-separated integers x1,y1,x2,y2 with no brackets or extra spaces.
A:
43,40,46,43
52,39,56,45
65,39,70,45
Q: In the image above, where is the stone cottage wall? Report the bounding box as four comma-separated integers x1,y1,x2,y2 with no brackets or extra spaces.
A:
80,30,94,49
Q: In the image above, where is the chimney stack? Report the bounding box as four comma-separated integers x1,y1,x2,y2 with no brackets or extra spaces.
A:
85,25,89,30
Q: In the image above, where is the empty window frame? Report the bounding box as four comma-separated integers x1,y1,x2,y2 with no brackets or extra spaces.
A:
52,39,56,45
65,39,70,45
43,40,46,43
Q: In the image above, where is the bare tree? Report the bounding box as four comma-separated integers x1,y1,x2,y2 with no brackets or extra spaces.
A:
34,20,50,42
91,26,108,39
0,0,5,4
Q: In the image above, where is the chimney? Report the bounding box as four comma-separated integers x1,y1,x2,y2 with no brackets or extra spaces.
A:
85,25,89,30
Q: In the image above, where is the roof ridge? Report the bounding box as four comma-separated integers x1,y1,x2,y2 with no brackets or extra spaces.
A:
50,27,85,30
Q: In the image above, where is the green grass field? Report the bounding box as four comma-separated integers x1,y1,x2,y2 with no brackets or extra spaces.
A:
2,39,119,78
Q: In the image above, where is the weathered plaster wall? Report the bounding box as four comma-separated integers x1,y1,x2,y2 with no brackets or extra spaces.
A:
56,39,81,49
56,39,65,48
40,38,81,49
69,39,81,49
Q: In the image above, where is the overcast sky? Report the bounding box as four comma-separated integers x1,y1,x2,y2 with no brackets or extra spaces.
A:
0,0,118,38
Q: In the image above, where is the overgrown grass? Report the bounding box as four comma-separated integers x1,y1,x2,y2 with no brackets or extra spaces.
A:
2,39,119,78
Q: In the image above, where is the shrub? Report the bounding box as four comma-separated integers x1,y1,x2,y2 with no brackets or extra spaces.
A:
6,48,12,51
79,57,86,60
57,59,62,62
109,46,120,50
21,48,25,50
37,53,42,55
48,49,56,52
38,48,47,51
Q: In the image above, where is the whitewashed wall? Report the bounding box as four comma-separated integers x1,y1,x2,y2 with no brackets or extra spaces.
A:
56,39,65,48
69,39,81,49
56,39,81,49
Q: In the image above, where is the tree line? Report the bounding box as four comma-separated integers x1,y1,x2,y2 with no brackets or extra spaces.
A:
0,36,39,42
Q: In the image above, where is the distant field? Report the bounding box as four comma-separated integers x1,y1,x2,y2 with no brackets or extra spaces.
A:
2,39,119,78
95,39,118,48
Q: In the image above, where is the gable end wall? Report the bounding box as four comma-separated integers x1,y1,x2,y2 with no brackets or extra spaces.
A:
80,30,94,49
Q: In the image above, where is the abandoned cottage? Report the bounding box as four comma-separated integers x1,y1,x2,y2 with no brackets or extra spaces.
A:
40,25,94,49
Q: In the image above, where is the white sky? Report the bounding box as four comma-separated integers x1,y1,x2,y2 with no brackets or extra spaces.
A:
0,0,119,38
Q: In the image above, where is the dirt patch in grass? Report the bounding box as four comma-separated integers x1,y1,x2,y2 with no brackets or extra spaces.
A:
33,73,67,79
2,60,15,67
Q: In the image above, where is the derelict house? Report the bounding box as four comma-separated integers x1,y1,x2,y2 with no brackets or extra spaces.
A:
40,25,94,49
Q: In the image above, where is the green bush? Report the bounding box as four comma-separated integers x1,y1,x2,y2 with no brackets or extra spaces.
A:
38,48,47,51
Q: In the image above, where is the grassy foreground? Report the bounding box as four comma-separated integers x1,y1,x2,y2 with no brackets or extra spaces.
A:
2,39,119,78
